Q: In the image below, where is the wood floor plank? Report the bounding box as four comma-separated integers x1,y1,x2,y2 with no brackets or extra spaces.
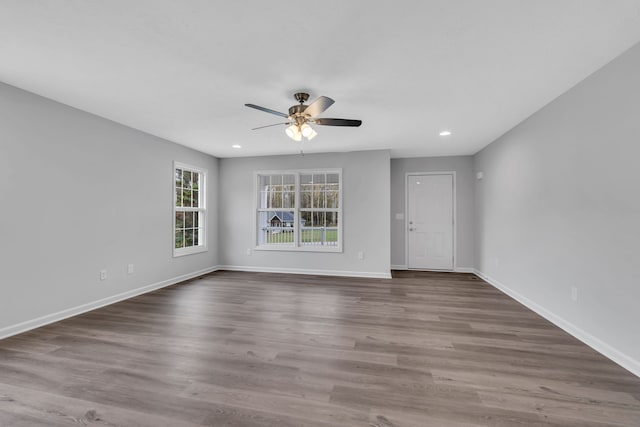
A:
0,382,204,427
1,270,639,426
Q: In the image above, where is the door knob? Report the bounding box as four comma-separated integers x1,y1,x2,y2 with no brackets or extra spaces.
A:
409,228,414,231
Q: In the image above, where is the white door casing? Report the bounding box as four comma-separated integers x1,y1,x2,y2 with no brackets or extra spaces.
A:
407,173,454,270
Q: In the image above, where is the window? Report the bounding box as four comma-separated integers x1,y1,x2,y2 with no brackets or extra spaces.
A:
255,169,342,252
174,162,206,256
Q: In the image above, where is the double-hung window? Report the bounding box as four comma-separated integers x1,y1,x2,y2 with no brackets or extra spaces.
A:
174,162,207,256
255,169,342,252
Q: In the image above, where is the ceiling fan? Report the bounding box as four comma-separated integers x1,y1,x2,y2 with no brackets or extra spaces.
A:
245,92,362,141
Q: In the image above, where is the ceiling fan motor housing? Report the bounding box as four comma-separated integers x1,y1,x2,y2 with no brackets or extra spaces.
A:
289,93,311,125
288,104,308,122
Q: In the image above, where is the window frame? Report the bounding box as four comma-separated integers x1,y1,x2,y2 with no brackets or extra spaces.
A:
253,168,343,253
173,161,207,257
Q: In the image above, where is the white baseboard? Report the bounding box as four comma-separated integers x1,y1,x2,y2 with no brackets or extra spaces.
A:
474,269,640,378
390,265,473,273
218,265,392,279
0,266,221,341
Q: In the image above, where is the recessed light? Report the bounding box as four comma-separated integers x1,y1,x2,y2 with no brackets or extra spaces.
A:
232,144,242,149
439,131,452,136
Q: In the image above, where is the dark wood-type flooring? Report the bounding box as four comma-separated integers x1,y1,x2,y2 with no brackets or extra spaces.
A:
1,271,639,426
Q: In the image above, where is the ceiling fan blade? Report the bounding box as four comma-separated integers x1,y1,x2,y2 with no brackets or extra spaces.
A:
245,104,289,118
251,122,291,130
304,96,335,117
313,118,362,127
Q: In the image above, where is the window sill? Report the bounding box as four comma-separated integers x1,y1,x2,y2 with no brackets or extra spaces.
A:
173,245,208,257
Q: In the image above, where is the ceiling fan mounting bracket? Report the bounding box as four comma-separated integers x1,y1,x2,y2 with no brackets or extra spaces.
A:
294,92,309,104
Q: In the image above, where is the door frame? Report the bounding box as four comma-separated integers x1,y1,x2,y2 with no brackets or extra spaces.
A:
404,171,457,271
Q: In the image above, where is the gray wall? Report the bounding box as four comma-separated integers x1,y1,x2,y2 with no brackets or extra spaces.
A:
218,150,391,277
474,43,640,373
390,156,475,270
0,82,218,335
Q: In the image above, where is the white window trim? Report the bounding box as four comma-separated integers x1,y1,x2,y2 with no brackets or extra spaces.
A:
253,168,343,253
173,161,208,257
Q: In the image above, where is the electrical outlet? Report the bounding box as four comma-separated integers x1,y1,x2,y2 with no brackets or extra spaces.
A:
571,286,578,302
357,251,364,260
100,270,107,281
127,264,134,274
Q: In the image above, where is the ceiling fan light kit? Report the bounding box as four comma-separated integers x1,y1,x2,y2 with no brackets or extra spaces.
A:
245,92,361,142
300,123,317,140
285,124,302,141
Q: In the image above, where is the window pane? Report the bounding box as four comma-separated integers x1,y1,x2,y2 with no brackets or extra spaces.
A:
300,211,311,245
175,169,183,188
175,230,184,248
192,190,199,208
176,211,185,228
313,173,326,186
258,211,269,245
326,189,339,208
282,191,294,209
268,191,282,208
192,172,199,190
313,189,325,208
183,189,192,207
327,173,340,208
259,175,270,189
259,191,268,209
270,175,283,186
326,211,339,227
185,212,193,228
183,171,192,189
300,174,313,192
300,210,311,224
282,174,295,186
266,191,274,208
300,191,312,209
175,188,182,207
193,229,199,246
313,211,326,227
194,211,199,228
185,229,194,247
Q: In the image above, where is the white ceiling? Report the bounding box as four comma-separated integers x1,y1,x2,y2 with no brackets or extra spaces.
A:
2,1,640,158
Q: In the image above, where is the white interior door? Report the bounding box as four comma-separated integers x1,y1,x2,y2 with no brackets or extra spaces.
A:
407,174,454,270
